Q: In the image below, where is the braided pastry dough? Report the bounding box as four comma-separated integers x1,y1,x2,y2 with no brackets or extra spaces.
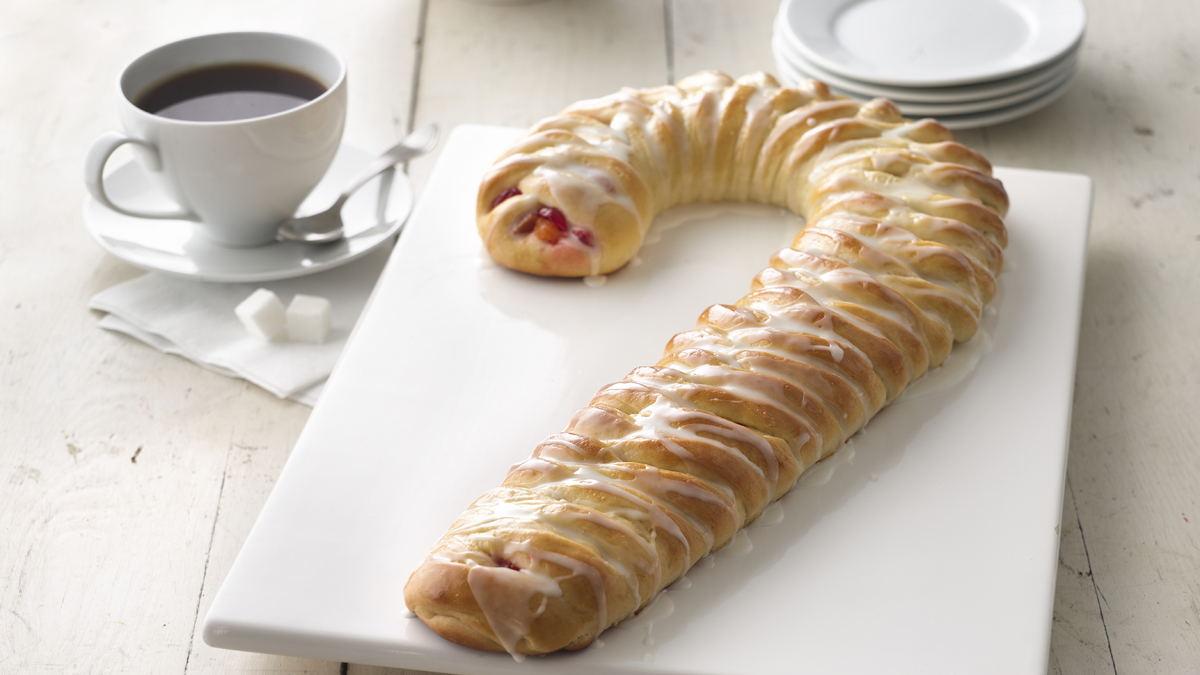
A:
404,71,1008,657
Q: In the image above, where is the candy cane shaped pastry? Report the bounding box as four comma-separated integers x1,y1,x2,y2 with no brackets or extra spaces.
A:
404,71,1008,658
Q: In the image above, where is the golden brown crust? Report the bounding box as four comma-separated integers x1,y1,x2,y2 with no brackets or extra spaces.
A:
406,71,1009,657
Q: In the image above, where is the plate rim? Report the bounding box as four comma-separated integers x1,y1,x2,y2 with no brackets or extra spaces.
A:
773,37,1079,116
774,47,1079,129
921,68,1079,129
772,19,1081,104
780,0,1087,87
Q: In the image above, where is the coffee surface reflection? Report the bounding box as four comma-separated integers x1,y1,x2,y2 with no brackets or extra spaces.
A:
135,63,327,122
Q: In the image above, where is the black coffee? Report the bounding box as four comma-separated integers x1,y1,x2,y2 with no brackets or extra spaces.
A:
135,63,328,122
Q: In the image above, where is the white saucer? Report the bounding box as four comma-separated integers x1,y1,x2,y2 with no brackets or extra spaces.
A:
774,37,1079,117
773,19,1080,104
780,0,1086,87
775,56,1077,130
919,69,1078,129
855,64,1076,116
83,144,414,282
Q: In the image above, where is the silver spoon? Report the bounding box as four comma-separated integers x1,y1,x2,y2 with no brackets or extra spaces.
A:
276,123,439,244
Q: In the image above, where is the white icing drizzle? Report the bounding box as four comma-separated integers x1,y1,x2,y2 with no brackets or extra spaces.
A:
894,328,993,403
808,221,982,302
464,538,606,662
435,71,1010,659
463,497,649,598
755,501,785,527
665,362,819,470
797,442,857,490
534,158,628,228
616,592,675,663
510,456,701,557
717,530,754,557
617,592,674,643
622,384,770,490
759,303,874,367
677,327,875,441
785,257,921,334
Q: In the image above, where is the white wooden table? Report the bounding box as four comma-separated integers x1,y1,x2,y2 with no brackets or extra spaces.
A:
2,1,1197,673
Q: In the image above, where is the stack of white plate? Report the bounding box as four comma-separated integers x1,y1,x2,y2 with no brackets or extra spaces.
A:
772,0,1086,129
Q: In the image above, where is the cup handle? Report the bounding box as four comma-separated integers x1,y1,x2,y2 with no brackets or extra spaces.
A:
84,131,196,220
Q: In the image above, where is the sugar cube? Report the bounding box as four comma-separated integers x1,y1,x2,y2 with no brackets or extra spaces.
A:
286,294,332,344
235,288,287,342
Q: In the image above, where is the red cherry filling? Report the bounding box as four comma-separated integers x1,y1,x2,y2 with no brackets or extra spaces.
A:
536,206,568,231
513,205,588,247
492,556,520,571
490,187,522,210
572,228,594,247
507,205,566,244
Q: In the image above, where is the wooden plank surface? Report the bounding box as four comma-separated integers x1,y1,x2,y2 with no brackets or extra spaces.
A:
977,0,1200,671
3,0,1199,673
0,1,422,674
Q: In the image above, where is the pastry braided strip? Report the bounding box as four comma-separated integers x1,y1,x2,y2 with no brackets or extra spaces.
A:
405,71,1008,658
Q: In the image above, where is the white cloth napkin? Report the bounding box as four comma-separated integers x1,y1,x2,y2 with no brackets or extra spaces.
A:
88,247,391,407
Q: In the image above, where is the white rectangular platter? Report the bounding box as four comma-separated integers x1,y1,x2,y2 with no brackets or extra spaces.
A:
204,125,1093,675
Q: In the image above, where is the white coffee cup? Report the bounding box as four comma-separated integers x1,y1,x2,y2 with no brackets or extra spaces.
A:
84,32,347,247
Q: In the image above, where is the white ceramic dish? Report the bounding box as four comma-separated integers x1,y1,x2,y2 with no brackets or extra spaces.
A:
772,17,1081,104
204,125,1093,675
776,55,1079,129
774,38,1079,117
83,144,414,282
922,70,1079,129
780,0,1087,87
859,64,1077,116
